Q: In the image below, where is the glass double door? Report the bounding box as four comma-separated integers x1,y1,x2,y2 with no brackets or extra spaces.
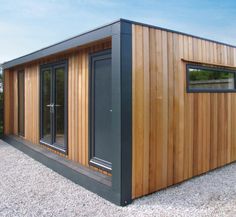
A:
40,61,67,153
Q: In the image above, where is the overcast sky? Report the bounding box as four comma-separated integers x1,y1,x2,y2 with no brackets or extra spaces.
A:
0,0,236,64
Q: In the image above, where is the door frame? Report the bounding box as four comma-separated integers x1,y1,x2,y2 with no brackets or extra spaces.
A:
39,59,68,154
89,49,112,172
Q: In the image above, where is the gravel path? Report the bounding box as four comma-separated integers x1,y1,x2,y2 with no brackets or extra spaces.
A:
0,140,236,217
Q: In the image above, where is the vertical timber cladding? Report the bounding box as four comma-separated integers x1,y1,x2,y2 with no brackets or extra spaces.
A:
3,69,18,135
68,40,112,170
25,65,40,144
4,65,41,144
3,40,112,174
4,69,14,135
132,24,236,199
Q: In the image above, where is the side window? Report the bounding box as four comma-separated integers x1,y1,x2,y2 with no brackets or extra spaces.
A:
187,65,236,92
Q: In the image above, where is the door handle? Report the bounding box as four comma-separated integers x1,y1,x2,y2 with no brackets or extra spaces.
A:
46,104,54,107
55,104,61,107
46,104,54,113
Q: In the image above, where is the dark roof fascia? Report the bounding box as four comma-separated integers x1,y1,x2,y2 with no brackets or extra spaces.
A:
1,19,121,70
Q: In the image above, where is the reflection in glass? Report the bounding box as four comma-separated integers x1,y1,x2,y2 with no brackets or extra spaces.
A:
55,67,65,147
189,67,235,90
42,69,51,143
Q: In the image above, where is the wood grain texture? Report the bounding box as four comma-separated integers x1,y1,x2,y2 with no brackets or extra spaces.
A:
4,69,14,135
132,24,236,199
4,39,111,175
25,65,40,144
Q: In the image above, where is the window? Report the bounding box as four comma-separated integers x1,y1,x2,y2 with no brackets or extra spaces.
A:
187,65,236,92
18,70,25,136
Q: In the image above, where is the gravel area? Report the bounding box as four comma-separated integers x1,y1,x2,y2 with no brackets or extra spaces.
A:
0,140,236,217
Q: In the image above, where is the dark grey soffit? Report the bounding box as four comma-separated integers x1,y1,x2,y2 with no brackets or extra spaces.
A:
2,18,236,70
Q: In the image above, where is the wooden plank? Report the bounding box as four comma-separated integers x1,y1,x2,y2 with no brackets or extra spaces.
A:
178,33,185,181
148,28,158,193
217,93,225,167
24,65,39,144
210,43,218,170
78,51,82,164
142,26,150,195
210,93,218,169
155,29,164,189
187,36,194,178
132,25,144,197
192,39,200,175
161,30,168,187
167,32,174,186
81,50,86,165
201,41,207,173
173,33,180,181
173,33,185,183
4,70,12,134
227,93,232,164
183,35,192,180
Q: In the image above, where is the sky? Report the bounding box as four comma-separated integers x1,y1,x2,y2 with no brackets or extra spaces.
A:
0,0,236,64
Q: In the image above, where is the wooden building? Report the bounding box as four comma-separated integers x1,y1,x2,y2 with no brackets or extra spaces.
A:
1,19,236,206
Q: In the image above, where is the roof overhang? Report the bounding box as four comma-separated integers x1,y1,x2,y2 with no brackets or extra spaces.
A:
1,19,122,70
1,18,236,70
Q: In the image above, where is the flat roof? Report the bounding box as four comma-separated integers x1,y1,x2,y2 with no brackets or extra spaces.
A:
1,18,236,70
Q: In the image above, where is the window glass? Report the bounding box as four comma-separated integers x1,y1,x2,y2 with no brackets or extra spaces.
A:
187,66,235,91
55,67,65,147
42,69,51,143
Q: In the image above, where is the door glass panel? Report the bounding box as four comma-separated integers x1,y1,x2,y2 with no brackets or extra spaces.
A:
40,62,67,153
42,69,52,144
55,67,65,148
94,57,112,163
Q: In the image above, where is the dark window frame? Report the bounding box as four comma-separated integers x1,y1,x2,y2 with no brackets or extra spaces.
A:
89,49,112,172
18,70,25,137
39,59,68,155
186,64,236,93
